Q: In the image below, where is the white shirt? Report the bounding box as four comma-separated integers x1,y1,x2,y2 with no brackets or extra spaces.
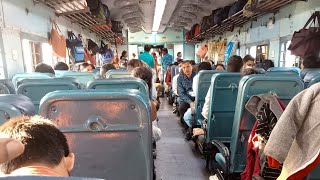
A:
201,85,211,120
172,74,179,95
192,74,200,95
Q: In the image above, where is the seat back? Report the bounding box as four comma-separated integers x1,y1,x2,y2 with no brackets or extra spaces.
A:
206,73,241,143
267,67,300,75
0,79,15,94
17,78,80,112
253,68,266,73
87,78,149,97
54,70,69,77
308,73,320,88
105,69,130,78
171,65,177,81
12,73,54,89
0,94,36,125
175,66,179,75
194,70,221,124
60,71,97,88
301,69,320,88
39,90,152,180
230,75,304,173
265,71,299,77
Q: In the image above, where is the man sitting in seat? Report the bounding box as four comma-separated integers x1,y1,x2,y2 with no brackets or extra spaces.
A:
177,60,196,125
0,115,75,176
243,55,255,69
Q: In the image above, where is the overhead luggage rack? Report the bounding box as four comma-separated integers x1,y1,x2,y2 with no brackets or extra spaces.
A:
34,0,125,44
187,0,298,43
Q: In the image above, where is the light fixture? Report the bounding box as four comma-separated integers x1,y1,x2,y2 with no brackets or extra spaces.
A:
152,0,167,32
152,31,157,35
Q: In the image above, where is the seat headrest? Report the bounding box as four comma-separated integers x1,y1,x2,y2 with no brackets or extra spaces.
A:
0,94,36,116
301,69,320,82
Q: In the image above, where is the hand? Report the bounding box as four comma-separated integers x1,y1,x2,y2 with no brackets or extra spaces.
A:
0,138,24,164
190,102,195,112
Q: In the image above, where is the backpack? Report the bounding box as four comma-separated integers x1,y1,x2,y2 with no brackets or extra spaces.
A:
87,39,99,55
86,0,111,24
214,6,231,26
66,31,85,63
99,41,114,64
111,20,123,34
228,0,248,17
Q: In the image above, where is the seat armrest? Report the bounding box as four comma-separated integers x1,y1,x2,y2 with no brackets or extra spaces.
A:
211,140,231,177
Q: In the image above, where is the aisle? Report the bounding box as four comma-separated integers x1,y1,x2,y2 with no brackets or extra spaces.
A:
155,98,209,180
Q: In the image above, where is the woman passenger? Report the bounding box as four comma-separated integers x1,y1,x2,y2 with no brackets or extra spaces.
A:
100,64,116,79
131,67,161,141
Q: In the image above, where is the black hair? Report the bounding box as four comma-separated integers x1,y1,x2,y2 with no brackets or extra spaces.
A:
131,67,153,92
162,48,168,54
35,63,55,74
243,55,255,63
100,64,116,79
303,55,320,68
227,55,244,72
54,62,69,71
144,45,152,52
198,62,212,71
215,64,225,70
0,116,70,174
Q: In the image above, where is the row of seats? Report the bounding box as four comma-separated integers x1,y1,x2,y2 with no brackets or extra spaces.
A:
0,76,152,179
189,69,320,179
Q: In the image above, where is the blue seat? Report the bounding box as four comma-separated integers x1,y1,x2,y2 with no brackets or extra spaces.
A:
308,73,320,88
196,73,241,165
211,75,304,178
253,68,266,73
39,89,152,180
87,78,149,97
12,73,54,89
171,65,177,82
17,78,80,112
267,67,301,76
194,70,223,126
0,79,15,94
175,66,179,75
54,70,69,77
60,71,97,88
105,69,130,79
0,94,36,125
265,71,299,77
301,69,320,88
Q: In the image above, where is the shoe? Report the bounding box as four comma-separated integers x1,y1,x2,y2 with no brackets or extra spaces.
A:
185,131,192,141
173,108,177,113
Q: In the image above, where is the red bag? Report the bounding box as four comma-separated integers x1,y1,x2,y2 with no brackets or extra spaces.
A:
288,11,320,57
197,44,208,59
194,25,200,36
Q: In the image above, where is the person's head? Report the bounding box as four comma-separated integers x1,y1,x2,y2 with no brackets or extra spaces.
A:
144,45,152,52
198,62,212,72
100,63,116,79
189,60,196,66
301,55,320,70
243,55,255,69
127,59,145,72
256,54,265,63
121,51,128,59
54,62,69,71
131,67,153,92
242,68,262,76
0,116,74,176
162,48,168,55
227,55,244,72
35,63,55,74
132,53,136,58
177,52,182,59
152,52,157,58
215,64,225,70
167,64,173,72
181,61,193,78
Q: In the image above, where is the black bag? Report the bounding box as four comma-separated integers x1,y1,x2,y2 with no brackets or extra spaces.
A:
214,6,231,25
87,39,99,55
86,0,111,24
200,15,213,33
111,20,123,33
86,0,101,16
228,0,247,17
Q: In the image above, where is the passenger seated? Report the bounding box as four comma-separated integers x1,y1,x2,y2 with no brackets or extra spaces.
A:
54,62,69,71
164,64,173,94
131,67,161,142
184,62,212,140
0,116,74,176
35,63,55,74
243,55,255,69
300,55,320,79
100,64,116,79
202,56,243,120
215,63,225,70
177,60,196,125
128,59,158,101
256,54,274,70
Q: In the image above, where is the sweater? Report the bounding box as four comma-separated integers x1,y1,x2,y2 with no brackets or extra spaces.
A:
264,83,320,179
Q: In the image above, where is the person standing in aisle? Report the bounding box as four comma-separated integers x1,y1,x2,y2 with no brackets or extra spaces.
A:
139,45,155,68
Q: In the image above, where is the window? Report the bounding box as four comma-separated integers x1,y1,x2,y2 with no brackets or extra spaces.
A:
256,44,269,63
279,41,299,67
